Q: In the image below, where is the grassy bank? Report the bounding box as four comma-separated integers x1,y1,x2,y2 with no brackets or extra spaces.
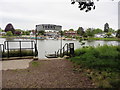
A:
69,45,120,88
87,37,120,41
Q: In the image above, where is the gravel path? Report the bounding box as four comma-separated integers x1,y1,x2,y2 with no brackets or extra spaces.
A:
2,59,95,88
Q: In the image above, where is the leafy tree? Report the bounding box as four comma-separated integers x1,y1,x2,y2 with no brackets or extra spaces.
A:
59,31,64,36
105,32,112,38
25,31,30,35
38,31,45,35
116,29,120,38
109,28,115,33
5,23,15,34
86,28,94,37
77,27,85,36
6,31,13,36
93,28,103,34
69,29,74,31
22,31,26,35
104,23,109,32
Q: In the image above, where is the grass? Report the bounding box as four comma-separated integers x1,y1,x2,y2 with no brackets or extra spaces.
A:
87,37,120,41
2,50,35,58
69,45,120,88
31,61,39,67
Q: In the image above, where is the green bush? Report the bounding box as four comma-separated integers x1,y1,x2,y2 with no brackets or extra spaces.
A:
69,45,120,88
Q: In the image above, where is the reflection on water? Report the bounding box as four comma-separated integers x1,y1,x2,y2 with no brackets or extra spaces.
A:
0,38,119,58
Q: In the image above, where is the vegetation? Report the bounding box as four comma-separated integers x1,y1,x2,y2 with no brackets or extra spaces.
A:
92,28,103,34
6,31,13,36
104,23,109,32
2,50,35,58
85,28,94,37
116,29,120,38
77,27,85,36
5,23,15,34
38,31,45,35
69,45,120,88
31,61,40,67
87,37,120,41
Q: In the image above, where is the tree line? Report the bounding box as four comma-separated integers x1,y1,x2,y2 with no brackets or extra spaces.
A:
1,23,120,38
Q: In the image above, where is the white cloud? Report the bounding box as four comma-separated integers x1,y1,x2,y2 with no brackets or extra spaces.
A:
0,0,118,30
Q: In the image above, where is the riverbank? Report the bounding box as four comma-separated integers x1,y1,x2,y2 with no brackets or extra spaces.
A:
1,35,120,41
69,45,120,88
2,59,95,88
87,37,120,41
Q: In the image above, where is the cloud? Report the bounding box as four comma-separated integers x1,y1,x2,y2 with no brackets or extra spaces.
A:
0,0,118,30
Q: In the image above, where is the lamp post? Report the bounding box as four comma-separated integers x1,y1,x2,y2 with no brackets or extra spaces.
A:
35,25,38,57
60,30,62,57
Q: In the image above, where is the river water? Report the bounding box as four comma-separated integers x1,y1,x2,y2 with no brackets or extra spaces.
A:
0,38,119,59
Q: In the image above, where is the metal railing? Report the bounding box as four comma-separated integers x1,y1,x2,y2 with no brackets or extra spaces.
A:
0,41,36,58
56,43,69,57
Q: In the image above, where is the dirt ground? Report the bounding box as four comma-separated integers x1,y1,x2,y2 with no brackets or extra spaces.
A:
2,59,95,88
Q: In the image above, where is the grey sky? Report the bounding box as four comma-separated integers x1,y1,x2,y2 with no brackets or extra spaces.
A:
0,0,119,30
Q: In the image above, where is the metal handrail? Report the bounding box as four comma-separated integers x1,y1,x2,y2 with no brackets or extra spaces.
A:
56,43,69,57
3,41,36,58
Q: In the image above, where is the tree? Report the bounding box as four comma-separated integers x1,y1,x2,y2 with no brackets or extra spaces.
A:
104,23,109,32
38,31,45,35
6,31,13,36
71,0,114,12
25,31,30,35
109,28,115,33
116,29,120,38
5,23,15,34
59,31,64,36
105,32,112,38
86,28,94,37
77,27,85,36
93,28,103,34
14,31,21,36
69,29,74,31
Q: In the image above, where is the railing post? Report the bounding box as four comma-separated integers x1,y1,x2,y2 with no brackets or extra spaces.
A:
31,41,33,56
69,43,74,57
3,44,4,54
67,43,69,56
55,51,56,57
19,41,22,57
63,47,65,57
7,41,9,58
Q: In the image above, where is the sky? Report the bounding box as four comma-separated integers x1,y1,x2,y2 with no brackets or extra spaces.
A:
0,0,119,31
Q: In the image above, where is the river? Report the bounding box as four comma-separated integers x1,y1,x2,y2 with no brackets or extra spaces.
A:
0,38,119,59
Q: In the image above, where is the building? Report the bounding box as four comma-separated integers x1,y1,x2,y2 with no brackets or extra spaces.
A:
0,32,6,36
65,31,77,37
36,24,62,31
36,24,62,38
45,31,59,37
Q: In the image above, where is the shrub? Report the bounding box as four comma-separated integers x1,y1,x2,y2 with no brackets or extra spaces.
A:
69,45,120,88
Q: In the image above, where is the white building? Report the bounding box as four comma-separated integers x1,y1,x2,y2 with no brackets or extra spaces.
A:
36,24,62,31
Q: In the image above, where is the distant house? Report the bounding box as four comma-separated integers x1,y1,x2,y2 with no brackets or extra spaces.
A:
94,33,117,38
0,32,6,36
45,31,59,37
94,33,105,38
111,33,116,37
65,31,77,37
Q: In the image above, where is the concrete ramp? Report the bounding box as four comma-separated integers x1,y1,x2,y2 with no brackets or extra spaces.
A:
1,59,33,70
